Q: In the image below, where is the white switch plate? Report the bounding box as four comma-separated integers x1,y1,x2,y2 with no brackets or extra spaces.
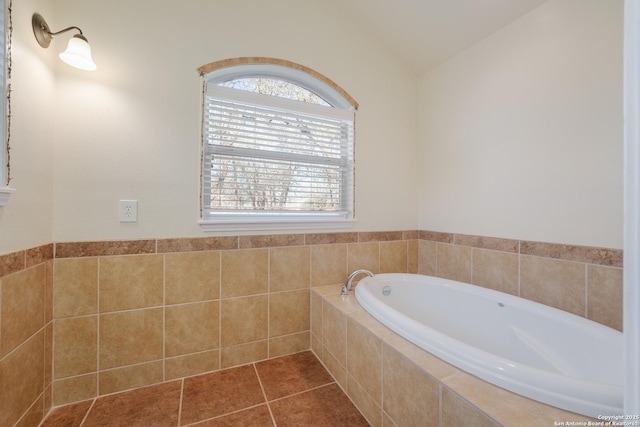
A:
119,200,138,222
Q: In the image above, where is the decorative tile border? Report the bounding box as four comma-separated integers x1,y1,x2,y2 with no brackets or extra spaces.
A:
0,230,623,277
520,240,623,268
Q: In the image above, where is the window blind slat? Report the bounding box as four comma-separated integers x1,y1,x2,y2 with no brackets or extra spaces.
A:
202,76,354,216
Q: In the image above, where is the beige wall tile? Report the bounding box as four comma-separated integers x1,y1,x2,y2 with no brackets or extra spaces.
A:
221,249,268,298
14,394,45,427
99,308,163,369
437,243,472,283
383,413,399,427
45,261,53,324
220,340,268,369
269,332,310,358
311,244,347,286
443,372,595,426
348,242,380,274
347,318,382,403
311,332,321,357
270,246,310,292
322,301,347,366
165,301,219,357
0,332,45,427
320,346,346,390
165,350,220,380
53,315,97,378
520,255,586,316
269,289,310,337
382,344,439,427
53,258,98,318
45,323,53,387
347,374,383,427
442,386,500,427
588,265,623,331
407,240,419,274
0,265,46,357
99,361,163,395
310,290,323,339
220,295,268,346
472,248,519,295
99,255,163,312
52,374,97,406
165,251,220,305
418,240,437,276
380,241,407,273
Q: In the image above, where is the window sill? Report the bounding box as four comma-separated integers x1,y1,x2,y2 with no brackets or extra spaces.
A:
0,187,16,206
199,215,356,232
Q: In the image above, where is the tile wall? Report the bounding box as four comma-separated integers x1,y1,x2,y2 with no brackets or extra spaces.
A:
0,230,623,426
0,244,53,427
49,231,418,409
417,231,623,331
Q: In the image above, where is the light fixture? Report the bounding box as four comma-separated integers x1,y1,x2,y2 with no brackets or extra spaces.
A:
32,13,97,71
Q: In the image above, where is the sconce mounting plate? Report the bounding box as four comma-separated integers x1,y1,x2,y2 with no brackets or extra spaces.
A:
32,13,53,48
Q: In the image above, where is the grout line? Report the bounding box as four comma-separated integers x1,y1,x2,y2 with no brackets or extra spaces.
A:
96,257,101,396
267,249,271,359
78,398,97,427
176,378,184,427
252,363,278,426
162,254,166,383
266,382,337,405
218,252,222,370
179,403,269,427
584,263,589,318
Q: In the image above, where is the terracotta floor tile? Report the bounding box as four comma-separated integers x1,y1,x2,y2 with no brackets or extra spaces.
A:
82,380,181,427
40,400,93,427
190,404,275,426
269,383,370,427
181,364,265,425
255,351,335,400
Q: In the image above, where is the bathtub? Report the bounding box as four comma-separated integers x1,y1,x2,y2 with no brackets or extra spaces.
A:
354,273,623,418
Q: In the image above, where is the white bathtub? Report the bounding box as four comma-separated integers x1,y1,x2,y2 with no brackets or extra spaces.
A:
354,273,623,418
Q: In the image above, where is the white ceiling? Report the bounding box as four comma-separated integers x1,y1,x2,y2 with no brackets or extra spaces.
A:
339,0,549,75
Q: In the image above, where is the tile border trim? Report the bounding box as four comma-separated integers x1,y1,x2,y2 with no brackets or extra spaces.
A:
0,230,622,278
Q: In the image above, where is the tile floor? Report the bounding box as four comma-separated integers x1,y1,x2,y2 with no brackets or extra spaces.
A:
40,351,370,427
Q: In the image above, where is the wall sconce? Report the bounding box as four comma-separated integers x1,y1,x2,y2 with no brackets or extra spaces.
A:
32,13,97,71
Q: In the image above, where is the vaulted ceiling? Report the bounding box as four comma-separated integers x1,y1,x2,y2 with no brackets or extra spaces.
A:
339,0,549,74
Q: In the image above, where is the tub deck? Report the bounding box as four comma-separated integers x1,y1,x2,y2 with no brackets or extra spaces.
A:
311,283,600,427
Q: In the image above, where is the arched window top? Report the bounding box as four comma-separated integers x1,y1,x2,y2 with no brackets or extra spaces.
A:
197,57,358,110
220,78,331,106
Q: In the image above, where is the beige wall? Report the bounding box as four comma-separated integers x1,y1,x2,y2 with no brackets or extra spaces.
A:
50,0,419,242
0,0,56,254
417,0,623,249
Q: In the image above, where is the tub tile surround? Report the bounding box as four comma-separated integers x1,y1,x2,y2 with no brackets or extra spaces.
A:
0,230,623,426
312,284,598,426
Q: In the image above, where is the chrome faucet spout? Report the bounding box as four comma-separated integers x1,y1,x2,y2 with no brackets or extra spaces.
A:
340,269,374,296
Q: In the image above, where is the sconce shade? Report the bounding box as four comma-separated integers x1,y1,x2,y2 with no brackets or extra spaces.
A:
59,34,97,71
32,13,97,71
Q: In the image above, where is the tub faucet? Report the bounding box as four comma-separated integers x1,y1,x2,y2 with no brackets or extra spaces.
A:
340,269,374,296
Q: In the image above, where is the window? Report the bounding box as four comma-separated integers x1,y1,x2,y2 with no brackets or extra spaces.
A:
198,59,357,231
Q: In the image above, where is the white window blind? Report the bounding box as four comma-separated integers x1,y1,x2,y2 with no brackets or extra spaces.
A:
201,82,355,229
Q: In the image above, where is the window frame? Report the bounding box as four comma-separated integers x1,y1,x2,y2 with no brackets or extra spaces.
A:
0,0,14,206
198,61,357,232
